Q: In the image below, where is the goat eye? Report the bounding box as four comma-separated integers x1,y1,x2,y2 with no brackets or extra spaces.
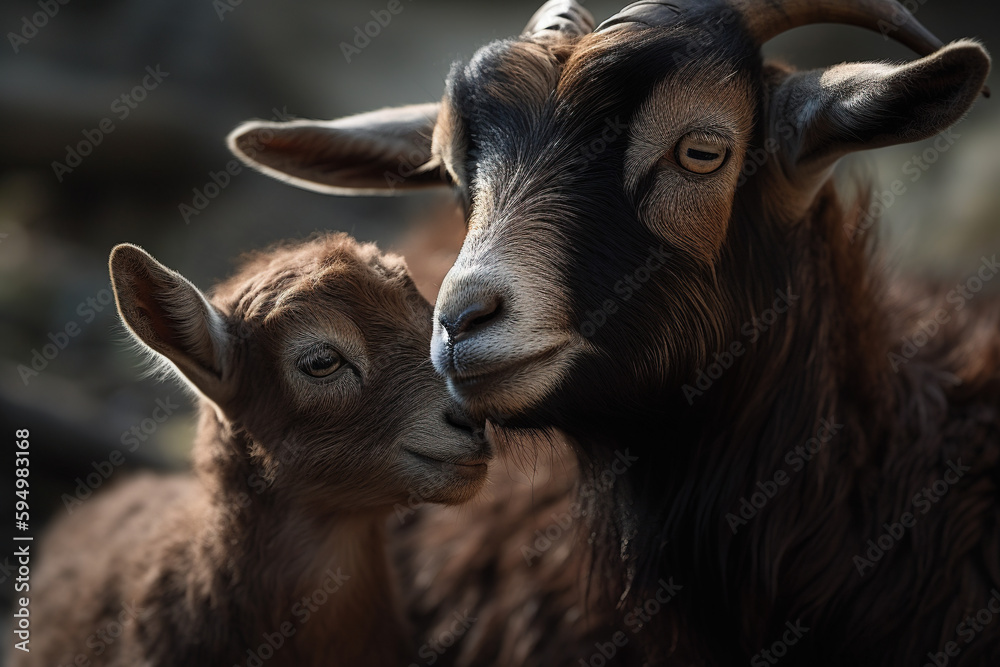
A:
298,347,343,378
675,135,728,174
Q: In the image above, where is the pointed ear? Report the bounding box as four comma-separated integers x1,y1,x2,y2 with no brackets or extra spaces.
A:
109,244,231,403
227,102,446,196
774,40,990,174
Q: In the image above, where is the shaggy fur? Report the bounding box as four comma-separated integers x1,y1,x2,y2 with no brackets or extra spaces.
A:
15,234,491,667
392,431,654,667
225,2,998,664
397,181,1000,667
586,184,1000,666
421,18,1000,667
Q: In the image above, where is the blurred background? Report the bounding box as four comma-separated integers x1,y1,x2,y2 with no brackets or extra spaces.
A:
0,0,998,634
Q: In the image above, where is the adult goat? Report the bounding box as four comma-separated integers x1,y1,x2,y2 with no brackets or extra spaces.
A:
229,1,998,664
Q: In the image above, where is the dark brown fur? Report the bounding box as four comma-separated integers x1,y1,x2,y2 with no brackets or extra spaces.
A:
393,438,650,667
224,3,998,664
409,20,1000,667
16,234,490,667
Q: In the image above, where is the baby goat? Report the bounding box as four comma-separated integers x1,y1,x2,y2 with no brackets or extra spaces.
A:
16,233,491,667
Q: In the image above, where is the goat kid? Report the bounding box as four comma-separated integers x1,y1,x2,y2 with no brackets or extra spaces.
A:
15,233,491,667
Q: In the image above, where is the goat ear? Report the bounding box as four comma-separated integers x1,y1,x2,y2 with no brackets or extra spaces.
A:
227,103,445,196
775,41,990,175
109,244,231,403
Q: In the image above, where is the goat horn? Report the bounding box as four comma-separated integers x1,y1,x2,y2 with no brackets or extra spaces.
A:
597,0,940,51
743,0,945,54
524,0,595,40
598,0,989,97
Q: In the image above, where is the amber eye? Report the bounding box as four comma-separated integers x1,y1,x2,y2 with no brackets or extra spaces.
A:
298,346,343,378
675,134,728,174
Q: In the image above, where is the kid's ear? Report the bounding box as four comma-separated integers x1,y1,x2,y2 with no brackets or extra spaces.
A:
109,244,231,403
227,103,446,195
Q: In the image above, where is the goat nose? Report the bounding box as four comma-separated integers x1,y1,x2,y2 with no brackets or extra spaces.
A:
439,294,502,343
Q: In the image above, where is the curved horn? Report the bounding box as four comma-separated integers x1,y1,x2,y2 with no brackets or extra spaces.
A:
598,0,940,52
739,0,943,55
524,0,595,40
597,0,988,96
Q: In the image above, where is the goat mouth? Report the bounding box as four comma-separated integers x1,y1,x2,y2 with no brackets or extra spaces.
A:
403,449,490,476
449,344,567,394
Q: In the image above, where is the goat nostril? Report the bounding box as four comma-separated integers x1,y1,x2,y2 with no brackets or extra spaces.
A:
442,296,502,342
